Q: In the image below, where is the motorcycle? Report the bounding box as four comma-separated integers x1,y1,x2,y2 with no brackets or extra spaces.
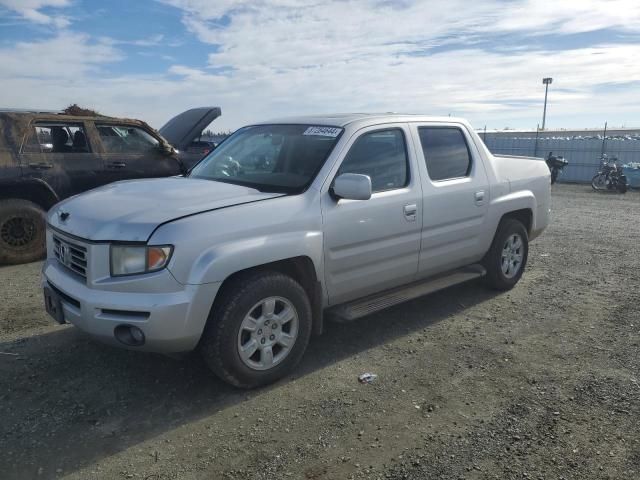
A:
546,152,568,184
591,155,627,193
591,155,628,193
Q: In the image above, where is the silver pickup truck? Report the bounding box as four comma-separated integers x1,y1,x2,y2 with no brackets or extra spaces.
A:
42,114,550,388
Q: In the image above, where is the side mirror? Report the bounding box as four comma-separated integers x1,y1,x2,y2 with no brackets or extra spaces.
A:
332,173,372,200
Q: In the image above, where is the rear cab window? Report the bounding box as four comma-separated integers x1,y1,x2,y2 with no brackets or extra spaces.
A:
22,123,90,154
96,124,159,153
418,127,472,181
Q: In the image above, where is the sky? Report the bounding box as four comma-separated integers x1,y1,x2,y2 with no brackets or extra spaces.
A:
0,0,639,132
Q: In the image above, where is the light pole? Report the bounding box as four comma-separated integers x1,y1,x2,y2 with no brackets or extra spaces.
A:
541,77,553,130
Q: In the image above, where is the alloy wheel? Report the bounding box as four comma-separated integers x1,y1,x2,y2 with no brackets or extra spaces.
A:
501,233,524,278
237,296,299,371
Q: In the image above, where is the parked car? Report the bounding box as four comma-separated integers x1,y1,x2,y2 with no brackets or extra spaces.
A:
158,107,221,166
42,114,551,388
182,139,218,158
0,107,220,264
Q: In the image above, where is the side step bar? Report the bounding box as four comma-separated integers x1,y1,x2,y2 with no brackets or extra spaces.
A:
327,264,486,322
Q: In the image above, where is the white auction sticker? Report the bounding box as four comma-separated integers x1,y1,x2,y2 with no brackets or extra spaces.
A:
303,126,342,137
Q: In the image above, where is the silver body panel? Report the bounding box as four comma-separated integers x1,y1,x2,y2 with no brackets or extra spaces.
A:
43,115,551,353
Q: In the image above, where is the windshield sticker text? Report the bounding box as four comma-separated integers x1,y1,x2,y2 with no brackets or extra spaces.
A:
303,126,341,137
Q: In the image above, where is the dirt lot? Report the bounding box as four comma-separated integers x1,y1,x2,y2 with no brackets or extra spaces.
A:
1,184,638,480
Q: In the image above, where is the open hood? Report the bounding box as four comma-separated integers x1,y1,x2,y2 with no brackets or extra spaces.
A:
159,107,221,150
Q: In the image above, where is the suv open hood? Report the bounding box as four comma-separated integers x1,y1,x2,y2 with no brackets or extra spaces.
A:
48,177,283,242
159,107,221,150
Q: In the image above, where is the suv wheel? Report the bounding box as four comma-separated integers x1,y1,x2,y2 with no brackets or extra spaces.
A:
0,199,46,265
200,271,312,388
483,218,529,290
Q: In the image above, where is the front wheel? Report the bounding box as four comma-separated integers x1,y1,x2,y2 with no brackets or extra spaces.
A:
200,271,312,388
550,168,559,184
591,173,607,191
483,218,529,291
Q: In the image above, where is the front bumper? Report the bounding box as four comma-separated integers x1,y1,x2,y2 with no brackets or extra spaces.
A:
42,259,220,353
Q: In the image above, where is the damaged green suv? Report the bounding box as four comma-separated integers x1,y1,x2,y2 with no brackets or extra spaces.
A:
0,107,221,264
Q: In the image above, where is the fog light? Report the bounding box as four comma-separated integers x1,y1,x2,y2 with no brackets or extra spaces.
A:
114,325,146,346
130,326,144,343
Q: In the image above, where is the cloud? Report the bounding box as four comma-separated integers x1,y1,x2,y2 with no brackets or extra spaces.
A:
0,1,639,131
152,0,640,128
119,34,166,47
492,0,640,35
0,32,122,79
0,0,71,28
160,0,640,81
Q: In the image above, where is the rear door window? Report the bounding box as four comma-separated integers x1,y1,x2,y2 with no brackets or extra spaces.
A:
96,124,159,153
22,123,90,154
418,127,471,181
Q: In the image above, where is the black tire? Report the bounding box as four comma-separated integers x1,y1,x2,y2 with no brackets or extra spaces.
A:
550,168,558,184
200,271,312,388
591,173,606,191
0,199,46,265
483,218,529,291
617,181,627,194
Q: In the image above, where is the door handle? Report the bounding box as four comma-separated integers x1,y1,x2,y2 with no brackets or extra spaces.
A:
475,190,485,205
28,162,53,170
403,203,417,221
107,162,127,169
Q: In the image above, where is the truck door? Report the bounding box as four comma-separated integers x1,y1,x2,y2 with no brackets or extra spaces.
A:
321,124,423,305
410,123,490,278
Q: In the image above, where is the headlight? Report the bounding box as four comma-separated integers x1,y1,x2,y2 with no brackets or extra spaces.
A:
110,245,173,276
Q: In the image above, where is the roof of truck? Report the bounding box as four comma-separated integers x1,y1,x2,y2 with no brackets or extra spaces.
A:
259,113,467,128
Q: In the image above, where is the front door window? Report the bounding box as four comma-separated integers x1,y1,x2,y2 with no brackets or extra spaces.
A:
96,124,159,154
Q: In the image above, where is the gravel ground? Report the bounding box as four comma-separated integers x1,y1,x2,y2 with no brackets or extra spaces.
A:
0,184,638,480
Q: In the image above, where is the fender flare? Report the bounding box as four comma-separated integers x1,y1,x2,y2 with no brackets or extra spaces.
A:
181,230,325,287
0,178,60,208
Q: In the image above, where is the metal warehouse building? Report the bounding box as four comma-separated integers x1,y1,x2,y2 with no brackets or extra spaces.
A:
480,128,640,185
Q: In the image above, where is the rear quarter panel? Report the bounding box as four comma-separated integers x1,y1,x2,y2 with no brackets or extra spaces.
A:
489,155,551,240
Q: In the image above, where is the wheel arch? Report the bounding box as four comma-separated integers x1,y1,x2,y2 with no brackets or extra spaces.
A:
0,180,59,210
500,208,533,235
212,256,325,336
481,205,534,263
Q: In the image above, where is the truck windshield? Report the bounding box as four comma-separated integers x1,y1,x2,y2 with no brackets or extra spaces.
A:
188,124,343,193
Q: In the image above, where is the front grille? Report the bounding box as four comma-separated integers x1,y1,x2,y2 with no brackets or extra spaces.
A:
53,235,88,279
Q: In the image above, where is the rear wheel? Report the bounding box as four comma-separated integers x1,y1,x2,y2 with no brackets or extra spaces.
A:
617,180,627,194
200,271,312,388
483,218,528,291
550,168,558,184
0,199,46,265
